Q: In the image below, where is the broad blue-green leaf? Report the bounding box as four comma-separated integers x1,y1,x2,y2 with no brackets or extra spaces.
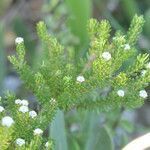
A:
69,139,80,150
50,110,68,150
65,0,92,57
85,112,114,150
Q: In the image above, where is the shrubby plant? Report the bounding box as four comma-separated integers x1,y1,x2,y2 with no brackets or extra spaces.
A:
0,95,53,149
0,15,149,149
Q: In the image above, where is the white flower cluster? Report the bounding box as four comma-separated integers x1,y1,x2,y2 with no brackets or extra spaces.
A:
19,105,29,113
117,89,148,99
141,70,147,76
33,128,43,136
16,138,25,147
116,57,148,99
15,99,29,113
15,99,37,118
45,142,50,148
117,90,125,97
29,110,37,118
0,106,5,112
15,99,29,106
139,90,148,99
1,116,14,127
102,52,111,61
124,44,130,50
15,128,43,147
100,43,131,64
76,75,85,83
15,37,24,44
50,98,56,103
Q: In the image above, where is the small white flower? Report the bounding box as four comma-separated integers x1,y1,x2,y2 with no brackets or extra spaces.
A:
51,98,56,103
29,111,37,118
19,106,29,113
146,62,150,69
102,52,111,61
15,99,22,105
117,90,125,97
16,138,25,147
1,116,14,127
21,99,29,106
112,37,116,40
141,70,147,76
15,37,24,44
33,128,43,136
124,44,130,50
45,142,49,148
0,106,4,112
76,75,85,83
139,90,148,99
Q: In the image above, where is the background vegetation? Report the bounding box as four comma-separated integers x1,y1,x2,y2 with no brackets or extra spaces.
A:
0,0,149,149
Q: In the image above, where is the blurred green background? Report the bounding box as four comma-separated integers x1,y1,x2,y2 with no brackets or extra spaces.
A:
0,0,150,150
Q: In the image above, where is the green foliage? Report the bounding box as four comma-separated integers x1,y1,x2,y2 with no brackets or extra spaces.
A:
50,110,68,150
126,15,145,45
0,93,54,149
85,126,114,150
84,112,114,150
12,18,36,64
4,15,150,149
0,126,13,150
